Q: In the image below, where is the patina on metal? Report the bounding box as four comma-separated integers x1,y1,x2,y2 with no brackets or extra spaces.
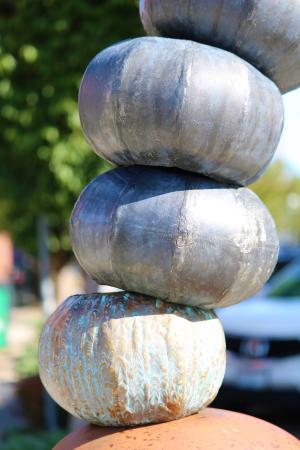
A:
70,166,279,309
79,37,283,186
39,292,226,426
140,0,300,93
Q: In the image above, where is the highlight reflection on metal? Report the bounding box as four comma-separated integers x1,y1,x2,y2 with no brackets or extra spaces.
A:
79,37,283,186
38,292,226,426
70,166,279,309
140,0,300,93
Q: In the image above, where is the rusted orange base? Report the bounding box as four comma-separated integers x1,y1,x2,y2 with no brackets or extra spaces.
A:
54,408,299,450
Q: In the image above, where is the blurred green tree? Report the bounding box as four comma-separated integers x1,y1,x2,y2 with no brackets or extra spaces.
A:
0,0,299,258
0,0,142,255
251,161,300,242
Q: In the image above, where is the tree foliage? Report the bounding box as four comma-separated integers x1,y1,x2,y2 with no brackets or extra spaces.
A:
0,1,299,256
251,161,300,242
0,0,142,254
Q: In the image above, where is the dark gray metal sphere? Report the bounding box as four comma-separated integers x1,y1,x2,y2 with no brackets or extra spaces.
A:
140,0,300,93
70,167,279,309
79,37,283,186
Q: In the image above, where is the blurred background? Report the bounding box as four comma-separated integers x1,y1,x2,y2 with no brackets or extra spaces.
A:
0,0,299,448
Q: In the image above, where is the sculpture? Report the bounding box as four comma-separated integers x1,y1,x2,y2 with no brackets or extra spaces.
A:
54,409,300,450
39,0,300,446
79,37,283,185
70,167,278,309
140,0,300,93
39,293,225,425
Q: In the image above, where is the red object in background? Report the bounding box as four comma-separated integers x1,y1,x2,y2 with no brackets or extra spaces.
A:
54,408,299,450
0,232,13,284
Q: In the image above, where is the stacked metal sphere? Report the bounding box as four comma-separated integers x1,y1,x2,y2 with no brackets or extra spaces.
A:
39,0,300,434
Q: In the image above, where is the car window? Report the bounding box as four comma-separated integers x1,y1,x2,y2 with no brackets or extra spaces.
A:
266,257,300,298
269,278,300,298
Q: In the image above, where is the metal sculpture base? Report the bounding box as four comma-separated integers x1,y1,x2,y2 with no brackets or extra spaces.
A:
54,408,299,450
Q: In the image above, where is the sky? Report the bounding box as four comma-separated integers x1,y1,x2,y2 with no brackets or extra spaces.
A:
276,87,300,175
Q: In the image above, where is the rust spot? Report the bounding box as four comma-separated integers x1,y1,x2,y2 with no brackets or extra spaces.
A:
162,394,184,417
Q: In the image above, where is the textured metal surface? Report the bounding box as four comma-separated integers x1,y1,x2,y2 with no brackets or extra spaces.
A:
79,37,283,186
54,408,300,450
39,293,226,426
70,166,279,309
140,0,300,93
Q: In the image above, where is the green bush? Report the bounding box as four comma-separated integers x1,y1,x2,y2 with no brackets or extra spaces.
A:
15,342,39,379
3,428,66,450
15,321,42,378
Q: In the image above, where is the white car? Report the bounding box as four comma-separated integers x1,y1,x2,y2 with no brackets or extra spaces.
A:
217,257,300,396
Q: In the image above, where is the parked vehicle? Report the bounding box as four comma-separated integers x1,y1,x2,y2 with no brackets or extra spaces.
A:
216,250,300,410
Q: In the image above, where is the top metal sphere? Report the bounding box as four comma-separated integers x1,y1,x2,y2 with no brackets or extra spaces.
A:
140,0,300,93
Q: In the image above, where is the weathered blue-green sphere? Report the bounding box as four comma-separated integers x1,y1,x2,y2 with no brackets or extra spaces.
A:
39,292,226,426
